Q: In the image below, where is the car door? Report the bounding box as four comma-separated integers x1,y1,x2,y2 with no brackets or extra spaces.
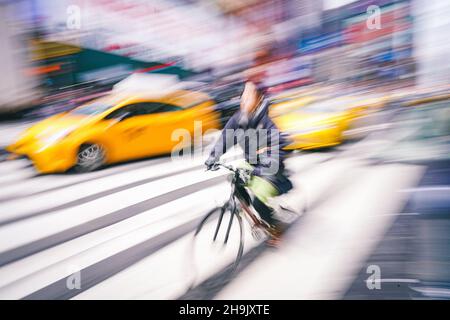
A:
102,102,161,161
137,102,185,155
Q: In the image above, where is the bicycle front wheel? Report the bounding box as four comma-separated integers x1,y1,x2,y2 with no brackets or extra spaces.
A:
188,206,244,288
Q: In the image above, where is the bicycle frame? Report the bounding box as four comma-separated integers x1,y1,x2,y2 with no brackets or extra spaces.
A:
212,163,271,244
187,163,274,288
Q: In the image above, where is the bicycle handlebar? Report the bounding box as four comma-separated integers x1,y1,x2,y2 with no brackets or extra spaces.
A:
212,163,252,182
206,162,241,173
214,162,235,171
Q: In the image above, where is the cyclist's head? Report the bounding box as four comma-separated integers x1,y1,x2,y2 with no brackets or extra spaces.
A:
240,80,264,115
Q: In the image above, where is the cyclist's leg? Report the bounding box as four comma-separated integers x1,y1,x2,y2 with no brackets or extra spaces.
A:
247,175,279,204
247,175,279,225
252,197,276,225
237,161,280,224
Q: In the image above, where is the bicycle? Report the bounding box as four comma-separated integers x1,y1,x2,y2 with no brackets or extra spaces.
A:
187,162,293,288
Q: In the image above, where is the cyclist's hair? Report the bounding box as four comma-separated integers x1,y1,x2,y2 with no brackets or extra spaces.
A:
255,82,267,97
245,79,266,97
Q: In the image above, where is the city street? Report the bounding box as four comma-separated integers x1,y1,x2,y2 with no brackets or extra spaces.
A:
0,124,425,299
0,0,449,307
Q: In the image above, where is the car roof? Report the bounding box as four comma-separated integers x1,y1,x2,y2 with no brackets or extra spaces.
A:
96,89,212,108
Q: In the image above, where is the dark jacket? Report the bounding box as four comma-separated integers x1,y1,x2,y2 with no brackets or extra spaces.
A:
209,98,293,194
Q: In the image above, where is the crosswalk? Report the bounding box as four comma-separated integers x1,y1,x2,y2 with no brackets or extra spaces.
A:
0,135,425,299
0,121,36,151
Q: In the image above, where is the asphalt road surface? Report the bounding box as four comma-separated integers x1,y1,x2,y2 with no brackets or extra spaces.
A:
0,128,426,300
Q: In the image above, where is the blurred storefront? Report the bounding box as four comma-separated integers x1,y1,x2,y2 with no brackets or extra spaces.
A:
1,0,447,117
412,0,450,88
296,0,415,88
342,1,415,87
298,31,347,83
0,0,42,115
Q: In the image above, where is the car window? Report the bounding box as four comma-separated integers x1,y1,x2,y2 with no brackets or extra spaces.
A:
104,102,182,120
132,102,182,115
132,102,183,115
104,104,140,119
157,104,183,113
136,103,164,115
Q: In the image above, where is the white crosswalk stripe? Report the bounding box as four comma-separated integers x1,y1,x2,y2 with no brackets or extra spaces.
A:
0,159,31,173
0,133,424,299
0,185,230,299
216,164,425,299
0,121,36,150
0,156,173,201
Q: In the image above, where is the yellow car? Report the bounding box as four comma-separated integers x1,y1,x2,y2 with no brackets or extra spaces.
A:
269,95,317,117
7,90,220,173
272,96,376,150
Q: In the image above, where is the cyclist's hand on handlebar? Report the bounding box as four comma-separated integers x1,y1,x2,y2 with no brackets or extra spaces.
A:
240,168,253,184
205,155,219,171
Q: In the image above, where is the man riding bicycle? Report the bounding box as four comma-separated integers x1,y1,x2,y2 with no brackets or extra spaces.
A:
205,80,293,244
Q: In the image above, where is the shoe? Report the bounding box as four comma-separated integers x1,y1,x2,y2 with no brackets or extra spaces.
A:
266,220,288,248
268,198,302,223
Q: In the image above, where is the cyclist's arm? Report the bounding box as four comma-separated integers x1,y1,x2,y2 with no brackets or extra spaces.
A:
259,116,291,160
208,112,240,161
253,115,292,176
265,116,292,153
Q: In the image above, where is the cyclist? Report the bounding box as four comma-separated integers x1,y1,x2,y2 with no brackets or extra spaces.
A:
205,80,293,244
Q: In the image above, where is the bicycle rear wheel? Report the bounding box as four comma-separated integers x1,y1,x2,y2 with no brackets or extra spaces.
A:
188,206,244,288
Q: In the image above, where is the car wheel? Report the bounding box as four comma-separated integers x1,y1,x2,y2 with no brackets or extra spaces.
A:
75,143,105,173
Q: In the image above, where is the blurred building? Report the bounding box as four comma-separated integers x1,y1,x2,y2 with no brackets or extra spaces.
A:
412,0,450,87
297,0,415,87
0,0,448,117
0,1,41,115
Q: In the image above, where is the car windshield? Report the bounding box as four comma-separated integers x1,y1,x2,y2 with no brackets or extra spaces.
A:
300,100,346,113
70,102,112,115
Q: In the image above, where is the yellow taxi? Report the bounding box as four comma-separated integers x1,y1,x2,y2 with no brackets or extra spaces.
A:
390,85,450,107
7,89,220,173
269,95,317,117
272,95,387,150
